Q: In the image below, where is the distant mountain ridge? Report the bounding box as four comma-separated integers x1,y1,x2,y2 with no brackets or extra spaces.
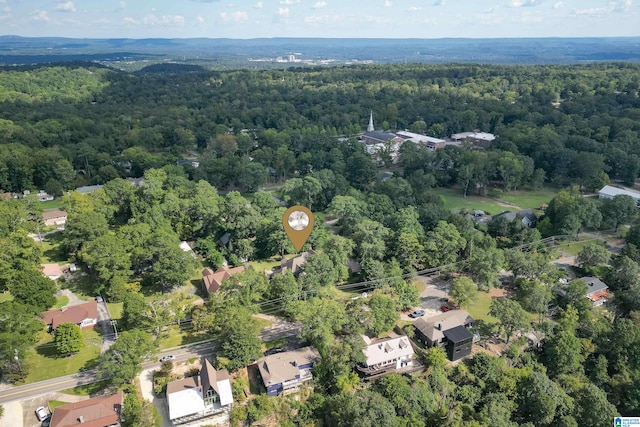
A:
1,35,639,69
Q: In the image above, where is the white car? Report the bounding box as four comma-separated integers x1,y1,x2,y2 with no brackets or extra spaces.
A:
35,406,49,421
159,355,175,362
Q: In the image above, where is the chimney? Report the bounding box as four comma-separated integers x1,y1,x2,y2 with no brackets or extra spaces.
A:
436,323,441,330
78,415,84,423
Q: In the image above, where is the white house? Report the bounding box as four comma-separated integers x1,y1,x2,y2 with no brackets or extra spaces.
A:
359,335,414,376
166,358,233,425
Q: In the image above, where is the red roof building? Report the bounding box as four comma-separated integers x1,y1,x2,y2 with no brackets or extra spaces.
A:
50,391,123,427
41,300,98,330
201,266,246,296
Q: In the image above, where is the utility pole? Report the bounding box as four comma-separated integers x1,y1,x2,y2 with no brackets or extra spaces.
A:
111,320,118,340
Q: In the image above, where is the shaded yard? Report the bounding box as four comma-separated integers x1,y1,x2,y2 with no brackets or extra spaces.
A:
24,329,102,383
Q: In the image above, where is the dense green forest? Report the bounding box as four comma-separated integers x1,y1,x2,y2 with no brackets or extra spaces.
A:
0,62,639,194
1,61,640,426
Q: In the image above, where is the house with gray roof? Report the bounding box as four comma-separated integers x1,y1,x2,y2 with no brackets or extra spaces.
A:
413,310,474,361
257,346,321,396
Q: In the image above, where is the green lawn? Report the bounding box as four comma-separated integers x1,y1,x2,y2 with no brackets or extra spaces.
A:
62,274,96,301
40,232,70,264
52,295,70,309
40,199,65,210
466,291,498,323
24,329,102,383
62,380,111,396
107,302,123,322
248,257,283,273
434,187,557,215
262,338,287,352
553,240,593,256
157,325,215,350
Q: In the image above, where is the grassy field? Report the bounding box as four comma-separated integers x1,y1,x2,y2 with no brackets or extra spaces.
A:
466,291,498,323
25,329,102,383
40,232,70,264
106,302,123,322
62,380,111,396
553,240,593,256
435,187,557,215
248,257,283,273
157,325,215,350
40,199,65,210
52,295,70,309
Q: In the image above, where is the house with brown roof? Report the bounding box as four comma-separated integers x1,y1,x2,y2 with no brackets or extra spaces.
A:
201,265,246,296
413,310,474,361
166,358,233,424
270,250,314,278
257,346,321,396
41,300,98,331
42,263,63,280
49,391,123,427
43,209,68,227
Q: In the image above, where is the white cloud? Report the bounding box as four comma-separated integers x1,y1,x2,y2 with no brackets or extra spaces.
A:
254,1,263,8
572,7,606,15
277,7,290,16
409,6,423,11
95,18,111,24
433,0,445,5
609,0,633,12
365,15,393,24
220,11,249,22
32,10,50,21
280,0,300,4
196,15,205,23
553,2,563,8
142,14,185,26
313,1,327,8
120,1,127,10
510,0,541,7
56,1,76,13
64,18,80,24
0,6,11,20
305,14,343,23
384,0,393,7
123,16,138,25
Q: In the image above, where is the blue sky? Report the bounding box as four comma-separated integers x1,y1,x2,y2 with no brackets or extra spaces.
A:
0,0,638,39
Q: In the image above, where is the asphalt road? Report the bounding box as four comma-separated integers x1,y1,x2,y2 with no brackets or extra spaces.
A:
0,320,302,405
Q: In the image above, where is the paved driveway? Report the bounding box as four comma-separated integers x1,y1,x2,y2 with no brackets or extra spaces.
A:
400,276,450,321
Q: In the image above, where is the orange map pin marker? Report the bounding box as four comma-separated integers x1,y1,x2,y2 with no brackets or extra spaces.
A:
283,205,314,252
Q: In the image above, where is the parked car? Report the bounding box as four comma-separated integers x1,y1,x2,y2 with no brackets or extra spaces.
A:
95,296,103,303
408,309,425,318
159,355,175,362
35,406,49,422
440,305,451,312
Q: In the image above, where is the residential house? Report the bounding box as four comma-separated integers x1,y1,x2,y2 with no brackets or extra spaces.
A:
257,346,321,396
166,358,233,425
43,209,67,227
492,209,538,228
179,241,197,258
37,190,54,202
126,177,145,187
42,263,63,280
413,310,474,361
583,277,610,307
177,159,200,168
599,185,640,207
450,131,496,148
395,130,446,151
41,300,98,331
271,250,314,278
201,265,246,296
358,335,415,376
49,391,123,427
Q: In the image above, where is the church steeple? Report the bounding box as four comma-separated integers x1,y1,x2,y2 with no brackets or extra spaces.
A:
367,111,374,132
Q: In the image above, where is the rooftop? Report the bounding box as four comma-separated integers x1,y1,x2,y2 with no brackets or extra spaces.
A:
599,185,640,199
362,335,414,366
41,300,98,329
414,310,473,342
50,391,122,427
258,346,320,387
